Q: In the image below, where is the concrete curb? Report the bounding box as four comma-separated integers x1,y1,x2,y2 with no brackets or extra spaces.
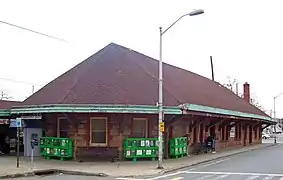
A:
0,144,277,179
0,169,58,179
161,144,277,175
0,169,109,179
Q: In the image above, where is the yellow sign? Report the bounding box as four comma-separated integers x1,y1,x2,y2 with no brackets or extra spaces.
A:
160,122,165,132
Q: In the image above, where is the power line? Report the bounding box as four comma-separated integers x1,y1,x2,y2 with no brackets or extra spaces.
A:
0,20,68,43
0,77,42,86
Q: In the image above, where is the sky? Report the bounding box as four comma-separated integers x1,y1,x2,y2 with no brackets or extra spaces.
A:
0,0,283,117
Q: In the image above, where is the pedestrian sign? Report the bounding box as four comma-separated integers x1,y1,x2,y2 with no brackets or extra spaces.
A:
16,118,22,128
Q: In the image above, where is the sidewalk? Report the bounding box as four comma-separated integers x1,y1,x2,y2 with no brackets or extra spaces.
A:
0,143,276,178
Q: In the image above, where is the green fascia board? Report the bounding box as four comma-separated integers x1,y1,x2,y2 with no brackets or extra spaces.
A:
0,109,10,117
182,103,273,122
10,104,182,115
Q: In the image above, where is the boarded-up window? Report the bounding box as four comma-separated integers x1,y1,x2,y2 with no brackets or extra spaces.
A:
57,118,68,138
90,117,107,146
132,118,148,138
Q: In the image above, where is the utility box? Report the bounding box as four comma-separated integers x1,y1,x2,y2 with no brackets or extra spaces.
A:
123,138,164,161
169,137,188,158
40,137,73,161
23,128,42,157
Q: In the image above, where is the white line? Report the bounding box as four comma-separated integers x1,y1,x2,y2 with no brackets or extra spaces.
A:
183,171,283,177
188,158,231,170
116,171,184,180
245,176,259,180
195,174,215,179
116,178,145,180
170,177,184,180
149,171,184,180
210,174,230,180
261,176,273,180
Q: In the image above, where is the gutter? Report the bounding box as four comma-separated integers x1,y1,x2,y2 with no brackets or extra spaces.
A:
10,104,182,115
0,109,10,117
179,103,274,122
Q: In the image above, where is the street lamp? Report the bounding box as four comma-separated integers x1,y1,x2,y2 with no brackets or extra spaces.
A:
157,9,204,169
273,92,283,143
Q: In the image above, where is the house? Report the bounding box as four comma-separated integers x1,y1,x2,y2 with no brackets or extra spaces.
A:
10,43,273,160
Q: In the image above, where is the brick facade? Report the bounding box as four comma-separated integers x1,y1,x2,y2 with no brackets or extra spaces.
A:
42,113,262,160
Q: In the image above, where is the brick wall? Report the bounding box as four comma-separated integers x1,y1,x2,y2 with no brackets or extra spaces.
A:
42,113,262,160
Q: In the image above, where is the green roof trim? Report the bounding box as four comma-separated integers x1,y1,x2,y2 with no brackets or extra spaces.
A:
0,109,10,117
180,103,273,122
10,104,182,114
9,103,274,123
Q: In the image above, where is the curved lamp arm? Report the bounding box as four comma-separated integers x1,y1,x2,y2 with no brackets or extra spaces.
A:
161,9,204,36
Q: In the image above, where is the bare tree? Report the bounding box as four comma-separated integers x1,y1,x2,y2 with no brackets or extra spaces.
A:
221,76,266,112
0,89,12,100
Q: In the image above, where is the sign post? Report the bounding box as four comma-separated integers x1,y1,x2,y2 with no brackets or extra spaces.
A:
16,118,22,168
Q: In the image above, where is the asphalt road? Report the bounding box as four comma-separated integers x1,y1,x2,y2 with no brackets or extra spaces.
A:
117,143,283,180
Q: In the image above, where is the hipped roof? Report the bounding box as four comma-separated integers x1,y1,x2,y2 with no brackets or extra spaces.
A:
22,43,268,117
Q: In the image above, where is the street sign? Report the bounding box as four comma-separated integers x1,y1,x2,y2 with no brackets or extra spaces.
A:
16,118,22,128
160,122,165,132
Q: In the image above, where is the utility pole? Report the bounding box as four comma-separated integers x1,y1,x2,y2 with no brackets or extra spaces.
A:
210,56,215,81
273,96,277,143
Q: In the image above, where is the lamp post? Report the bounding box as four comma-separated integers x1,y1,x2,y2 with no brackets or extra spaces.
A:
157,9,204,169
273,92,283,143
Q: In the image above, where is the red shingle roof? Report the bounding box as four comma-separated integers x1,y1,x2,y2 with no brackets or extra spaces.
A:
22,43,267,117
0,100,21,109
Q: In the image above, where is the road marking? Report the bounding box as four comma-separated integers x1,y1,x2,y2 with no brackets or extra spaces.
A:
195,174,215,179
116,178,145,180
262,176,273,180
183,171,283,177
245,176,259,180
210,174,230,179
188,158,231,170
170,177,184,180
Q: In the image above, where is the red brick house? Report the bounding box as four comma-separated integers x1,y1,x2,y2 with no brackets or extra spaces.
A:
10,43,273,160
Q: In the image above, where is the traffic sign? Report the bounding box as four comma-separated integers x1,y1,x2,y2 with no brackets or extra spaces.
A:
16,118,22,128
160,122,165,132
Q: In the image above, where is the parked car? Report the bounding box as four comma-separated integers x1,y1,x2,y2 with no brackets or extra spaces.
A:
262,132,271,139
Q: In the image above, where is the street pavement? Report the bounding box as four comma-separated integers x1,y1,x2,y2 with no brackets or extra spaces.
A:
116,143,283,180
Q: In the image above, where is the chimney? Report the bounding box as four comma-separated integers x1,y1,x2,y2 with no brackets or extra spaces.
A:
243,82,250,103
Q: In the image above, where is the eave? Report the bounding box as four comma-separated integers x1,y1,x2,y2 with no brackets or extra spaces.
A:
0,109,10,117
179,103,274,123
10,104,182,115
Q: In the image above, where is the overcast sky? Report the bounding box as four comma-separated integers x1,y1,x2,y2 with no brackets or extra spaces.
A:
1,0,283,117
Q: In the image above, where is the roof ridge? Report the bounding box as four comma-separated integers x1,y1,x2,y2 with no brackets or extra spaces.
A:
116,45,182,105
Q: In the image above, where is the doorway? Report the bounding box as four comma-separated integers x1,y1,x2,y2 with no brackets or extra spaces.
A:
249,126,253,144
243,125,247,146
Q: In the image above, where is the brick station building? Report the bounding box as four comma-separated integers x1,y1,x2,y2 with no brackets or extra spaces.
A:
10,43,273,160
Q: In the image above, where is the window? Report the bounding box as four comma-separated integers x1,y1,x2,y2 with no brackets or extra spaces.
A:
132,118,148,138
90,117,107,146
57,118,68,138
